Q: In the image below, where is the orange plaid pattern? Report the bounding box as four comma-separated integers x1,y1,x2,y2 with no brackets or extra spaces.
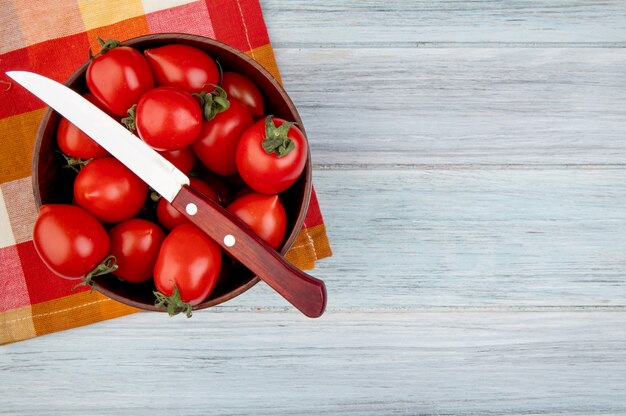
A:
0,0,330,345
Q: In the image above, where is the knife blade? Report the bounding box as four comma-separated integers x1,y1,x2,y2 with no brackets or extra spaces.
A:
8,71,189,202
8,70,326,318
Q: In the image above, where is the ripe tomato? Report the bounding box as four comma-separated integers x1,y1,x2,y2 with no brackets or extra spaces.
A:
236,116,308,194
156,178,218,231
153,223,222,316
74,157,148,223
221,72,264,118
86,41,154,116
108,219,165,283
33,204,110,280
158,147,196,174
57,93,110,160
135,87,202,151
192,98,253,176
227,192,287,250
144,44,219,93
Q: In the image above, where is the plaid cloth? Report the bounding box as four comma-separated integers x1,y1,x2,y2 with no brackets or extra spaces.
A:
0,0,331,345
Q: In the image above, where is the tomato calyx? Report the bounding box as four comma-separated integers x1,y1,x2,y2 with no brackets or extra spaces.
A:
193,85,230,121
89,37,121,60
262,116,295,158
154,284,193,318
121,104,137,131
73,255,118,291
60,152,92,172
150,190,162,202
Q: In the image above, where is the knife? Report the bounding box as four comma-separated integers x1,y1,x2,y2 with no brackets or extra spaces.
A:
7,70,327,318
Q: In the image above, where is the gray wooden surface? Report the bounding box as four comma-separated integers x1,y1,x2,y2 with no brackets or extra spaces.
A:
2,1,626,415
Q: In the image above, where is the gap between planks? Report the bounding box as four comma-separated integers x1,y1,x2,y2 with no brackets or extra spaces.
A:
272,41,626,49
211,305,626,313
313,163,626,171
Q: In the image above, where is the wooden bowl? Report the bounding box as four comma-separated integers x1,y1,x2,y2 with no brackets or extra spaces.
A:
32,33,312,312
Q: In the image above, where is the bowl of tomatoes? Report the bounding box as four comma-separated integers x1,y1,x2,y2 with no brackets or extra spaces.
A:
32,33,312,316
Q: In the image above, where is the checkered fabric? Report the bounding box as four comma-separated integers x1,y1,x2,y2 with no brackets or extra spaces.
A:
0,0,331,345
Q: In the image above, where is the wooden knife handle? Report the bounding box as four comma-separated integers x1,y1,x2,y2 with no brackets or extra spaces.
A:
171,185,327,318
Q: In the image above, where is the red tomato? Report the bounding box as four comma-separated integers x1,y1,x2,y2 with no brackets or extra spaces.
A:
144,44,219,93
135,87,202,151
108,219,165,283
57,93,110,159
236,116,308,194
192,98,253,176
33,205,110,280
221,72,264,118
156,178,219,231
157,147,196,174
227,192,287,250
153,223,222,316
86,43,154,116
74,157,148,223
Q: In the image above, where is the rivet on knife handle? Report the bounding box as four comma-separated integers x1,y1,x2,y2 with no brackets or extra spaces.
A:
172,185,327,318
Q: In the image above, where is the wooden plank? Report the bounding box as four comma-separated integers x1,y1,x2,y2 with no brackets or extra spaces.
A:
2,311,625,415
216,169,626,310
261,0,626,47
274,48,626,166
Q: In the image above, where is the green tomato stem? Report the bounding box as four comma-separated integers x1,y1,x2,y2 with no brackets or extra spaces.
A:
73,255,118,292
60,152,92,172
193,84,230,121
262,115,295,158
154,285,193,318
121,104,137,132
89,37,121,60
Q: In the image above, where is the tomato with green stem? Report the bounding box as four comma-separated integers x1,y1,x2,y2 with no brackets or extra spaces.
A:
153,223,222,317
131,87,202,151
33,204,115,281
86,38,154,117
192,86,253,176
236,116,308,195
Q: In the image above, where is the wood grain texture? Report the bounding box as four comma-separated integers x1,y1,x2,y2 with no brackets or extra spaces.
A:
2,311,626,415
273,48,626,167
208,169,626,310
5,2,626,415
261,0,626,47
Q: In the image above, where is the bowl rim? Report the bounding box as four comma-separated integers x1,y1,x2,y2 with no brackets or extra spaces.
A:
31,33,312,312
